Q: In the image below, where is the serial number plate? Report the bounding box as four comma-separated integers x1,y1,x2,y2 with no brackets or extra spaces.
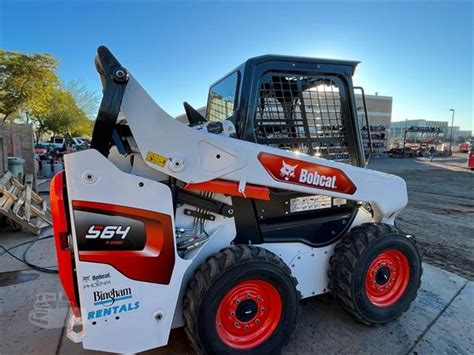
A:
290,195,332,213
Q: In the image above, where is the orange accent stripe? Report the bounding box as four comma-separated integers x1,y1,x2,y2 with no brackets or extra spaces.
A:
184,180,270,201
50,172,80,316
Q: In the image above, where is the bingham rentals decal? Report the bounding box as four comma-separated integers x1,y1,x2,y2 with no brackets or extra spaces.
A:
258,152,357,195
87,287,140,320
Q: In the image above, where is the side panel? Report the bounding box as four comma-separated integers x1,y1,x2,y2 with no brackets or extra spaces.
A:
261,207,373,298
120,75,407,220
64,149,191,353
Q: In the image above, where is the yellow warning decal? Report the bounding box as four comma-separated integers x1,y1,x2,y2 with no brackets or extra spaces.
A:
146,151,168,167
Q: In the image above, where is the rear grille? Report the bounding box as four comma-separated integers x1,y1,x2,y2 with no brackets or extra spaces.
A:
255,74,351,164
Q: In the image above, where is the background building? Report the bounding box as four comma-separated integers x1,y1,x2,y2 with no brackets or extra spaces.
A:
446,126,473,142
390,120,472,144
390,119,448,141
0,123,35,177
355,94,392,157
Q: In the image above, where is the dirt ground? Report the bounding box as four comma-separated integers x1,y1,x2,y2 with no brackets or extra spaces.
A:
368,153,474,280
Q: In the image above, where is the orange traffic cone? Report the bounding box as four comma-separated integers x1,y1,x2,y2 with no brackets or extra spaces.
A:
467,149,474,170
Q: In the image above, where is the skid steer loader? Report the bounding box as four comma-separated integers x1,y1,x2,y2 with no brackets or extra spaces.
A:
50,46,422,354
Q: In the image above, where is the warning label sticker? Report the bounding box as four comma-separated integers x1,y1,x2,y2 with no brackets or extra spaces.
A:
145,151,168,167
290,195,332,213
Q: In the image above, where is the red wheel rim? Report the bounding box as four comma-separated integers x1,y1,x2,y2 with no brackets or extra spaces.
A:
215,279,282,349
365,249,410,307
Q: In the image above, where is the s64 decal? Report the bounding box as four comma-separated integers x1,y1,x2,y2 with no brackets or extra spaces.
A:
72,201,176,285
86,225,131,240
74,211,146,251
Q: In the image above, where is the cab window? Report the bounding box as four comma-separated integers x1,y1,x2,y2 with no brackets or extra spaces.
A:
206,71,239,121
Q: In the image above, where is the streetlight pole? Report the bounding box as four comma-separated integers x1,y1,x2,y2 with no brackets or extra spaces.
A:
449,109,455,151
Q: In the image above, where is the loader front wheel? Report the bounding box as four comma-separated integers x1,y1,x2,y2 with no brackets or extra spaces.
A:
183,245,300,354
329,223,422,325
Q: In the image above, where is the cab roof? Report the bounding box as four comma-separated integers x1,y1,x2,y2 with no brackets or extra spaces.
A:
244,54,360,75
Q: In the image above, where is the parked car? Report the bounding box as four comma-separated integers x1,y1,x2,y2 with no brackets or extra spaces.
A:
459,143,469,153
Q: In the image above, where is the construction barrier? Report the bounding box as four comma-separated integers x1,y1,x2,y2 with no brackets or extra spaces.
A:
468,149,474,170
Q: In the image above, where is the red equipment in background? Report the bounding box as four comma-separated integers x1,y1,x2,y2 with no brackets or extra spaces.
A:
459,143,469,153
467,149,474,170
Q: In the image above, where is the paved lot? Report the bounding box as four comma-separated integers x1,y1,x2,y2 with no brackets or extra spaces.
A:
1,154,473,354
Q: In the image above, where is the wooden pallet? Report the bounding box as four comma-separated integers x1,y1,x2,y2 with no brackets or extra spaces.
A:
0,171,51,235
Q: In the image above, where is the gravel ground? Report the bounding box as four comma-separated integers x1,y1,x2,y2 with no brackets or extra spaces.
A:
368,153,474,280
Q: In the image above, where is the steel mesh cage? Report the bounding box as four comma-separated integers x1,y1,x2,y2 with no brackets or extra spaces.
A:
255,74,352,164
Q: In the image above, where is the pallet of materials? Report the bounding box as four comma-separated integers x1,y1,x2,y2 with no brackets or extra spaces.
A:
0,171,52,235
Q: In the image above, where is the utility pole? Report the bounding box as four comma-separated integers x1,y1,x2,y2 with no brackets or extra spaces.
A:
449,109,455,151
403,118,408,150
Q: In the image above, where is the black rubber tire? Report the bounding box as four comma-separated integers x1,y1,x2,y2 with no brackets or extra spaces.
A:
329,223,422,325
183,245,300,354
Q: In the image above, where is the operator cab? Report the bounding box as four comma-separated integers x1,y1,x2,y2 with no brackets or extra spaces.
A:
182,56,370,247
186,55,366,168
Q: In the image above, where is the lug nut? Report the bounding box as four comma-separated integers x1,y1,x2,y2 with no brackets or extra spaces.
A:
244,324,250,329
236,299,241,304
234,321,239,327
260,307,265,313
246,294,251,299
257,296,262,302
230,311,235,317
255,318,260,324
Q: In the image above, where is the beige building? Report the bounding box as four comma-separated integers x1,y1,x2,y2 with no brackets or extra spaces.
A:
355,94,393,157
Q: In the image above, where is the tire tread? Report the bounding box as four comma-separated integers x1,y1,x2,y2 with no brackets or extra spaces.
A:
328,222,422,326
183,245,300,354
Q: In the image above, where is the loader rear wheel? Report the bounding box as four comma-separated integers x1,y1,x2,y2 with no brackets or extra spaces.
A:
329,223,422,325
183,245,300,354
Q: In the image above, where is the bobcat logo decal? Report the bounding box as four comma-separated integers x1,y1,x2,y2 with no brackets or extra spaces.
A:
280,161,298,180
258,152,357,195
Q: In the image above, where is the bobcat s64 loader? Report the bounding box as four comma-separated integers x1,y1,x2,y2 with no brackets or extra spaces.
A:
50,46,422,354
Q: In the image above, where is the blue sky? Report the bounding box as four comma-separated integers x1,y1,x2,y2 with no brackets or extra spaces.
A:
1,0,472,129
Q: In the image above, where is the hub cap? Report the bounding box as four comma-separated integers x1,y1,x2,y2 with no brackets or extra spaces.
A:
365,249,410,307
215,279,282,349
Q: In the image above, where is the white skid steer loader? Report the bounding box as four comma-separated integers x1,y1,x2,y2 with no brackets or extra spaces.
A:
50,46,421,354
